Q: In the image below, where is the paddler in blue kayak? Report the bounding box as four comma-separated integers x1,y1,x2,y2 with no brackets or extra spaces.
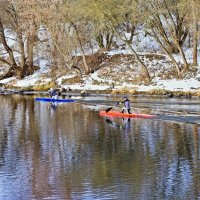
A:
49,88,58,99
119,96,131,114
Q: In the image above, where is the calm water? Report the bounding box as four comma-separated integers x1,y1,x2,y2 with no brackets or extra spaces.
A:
0,95,200,200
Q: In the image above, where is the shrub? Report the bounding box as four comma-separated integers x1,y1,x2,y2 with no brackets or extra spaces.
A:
146,89,169,95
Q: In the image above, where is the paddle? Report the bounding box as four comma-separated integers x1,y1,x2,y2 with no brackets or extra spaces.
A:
105,97,128,113
105,102,120,113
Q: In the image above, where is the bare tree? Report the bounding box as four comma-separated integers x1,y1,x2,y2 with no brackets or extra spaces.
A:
40,0,92,75
178,0,199,67
0,0,41,79
141,0,190,76
85,0,151,82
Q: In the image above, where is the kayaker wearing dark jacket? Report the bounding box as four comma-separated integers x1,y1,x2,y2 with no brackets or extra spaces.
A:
48,88,58,99
120,96,131,114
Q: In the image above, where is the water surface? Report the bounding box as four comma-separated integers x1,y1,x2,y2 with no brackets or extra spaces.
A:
0,95,200,200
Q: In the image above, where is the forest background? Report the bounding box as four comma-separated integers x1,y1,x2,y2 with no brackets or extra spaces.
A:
0,0,200,97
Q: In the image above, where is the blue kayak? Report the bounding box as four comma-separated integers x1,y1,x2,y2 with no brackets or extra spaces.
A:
35,98,74,102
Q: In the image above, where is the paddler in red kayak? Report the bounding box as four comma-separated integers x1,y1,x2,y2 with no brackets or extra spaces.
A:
119,96,131,114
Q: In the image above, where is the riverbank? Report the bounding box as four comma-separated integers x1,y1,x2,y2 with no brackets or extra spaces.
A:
0,52,200,98
0,87,199,99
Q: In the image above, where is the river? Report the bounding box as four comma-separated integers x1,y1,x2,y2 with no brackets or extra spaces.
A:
0,94,200,200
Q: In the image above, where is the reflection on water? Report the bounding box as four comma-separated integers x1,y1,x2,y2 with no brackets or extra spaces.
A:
0,95,200,200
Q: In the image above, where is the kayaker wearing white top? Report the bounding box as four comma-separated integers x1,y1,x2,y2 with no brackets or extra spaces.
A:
120,96,131,114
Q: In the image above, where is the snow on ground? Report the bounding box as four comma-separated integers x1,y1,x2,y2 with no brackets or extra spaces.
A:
57,74,77,85
0,59,51,87
1,48,200,92
15,59,51,87
65,84,109,91
152,78,200,91
0,77,16,84
57,71,111,91
60,78,200,92
84,71,113,85
15,73,51,87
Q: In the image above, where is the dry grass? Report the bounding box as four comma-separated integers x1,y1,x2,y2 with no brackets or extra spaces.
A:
147,89,193,97
111,86,138,95
172,91,192,97
146,89,170,95
91,79,111,86
33,82,56,91
194,89,200,97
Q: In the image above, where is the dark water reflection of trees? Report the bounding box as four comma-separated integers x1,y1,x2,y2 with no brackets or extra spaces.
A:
0,95,200,200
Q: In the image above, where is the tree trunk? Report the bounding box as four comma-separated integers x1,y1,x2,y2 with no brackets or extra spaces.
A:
18,32,26,68
0,18,23,78
72,23,90,74
27,38,34,67
119,30,151,82
0,67,14,80
176,42,189,70
192,2,198,66
105,31,114,50
0,19,18,68
126,26,136,44
151,29,181,76
26,21,37,76
192,29,198,67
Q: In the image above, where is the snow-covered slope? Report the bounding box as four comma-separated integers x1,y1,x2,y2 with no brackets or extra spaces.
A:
0,29,199,94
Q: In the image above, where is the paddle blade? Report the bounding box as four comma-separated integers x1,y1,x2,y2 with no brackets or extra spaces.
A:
105,106,113,113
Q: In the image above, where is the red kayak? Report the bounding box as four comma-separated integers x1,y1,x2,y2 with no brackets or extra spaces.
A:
100,111,156,118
